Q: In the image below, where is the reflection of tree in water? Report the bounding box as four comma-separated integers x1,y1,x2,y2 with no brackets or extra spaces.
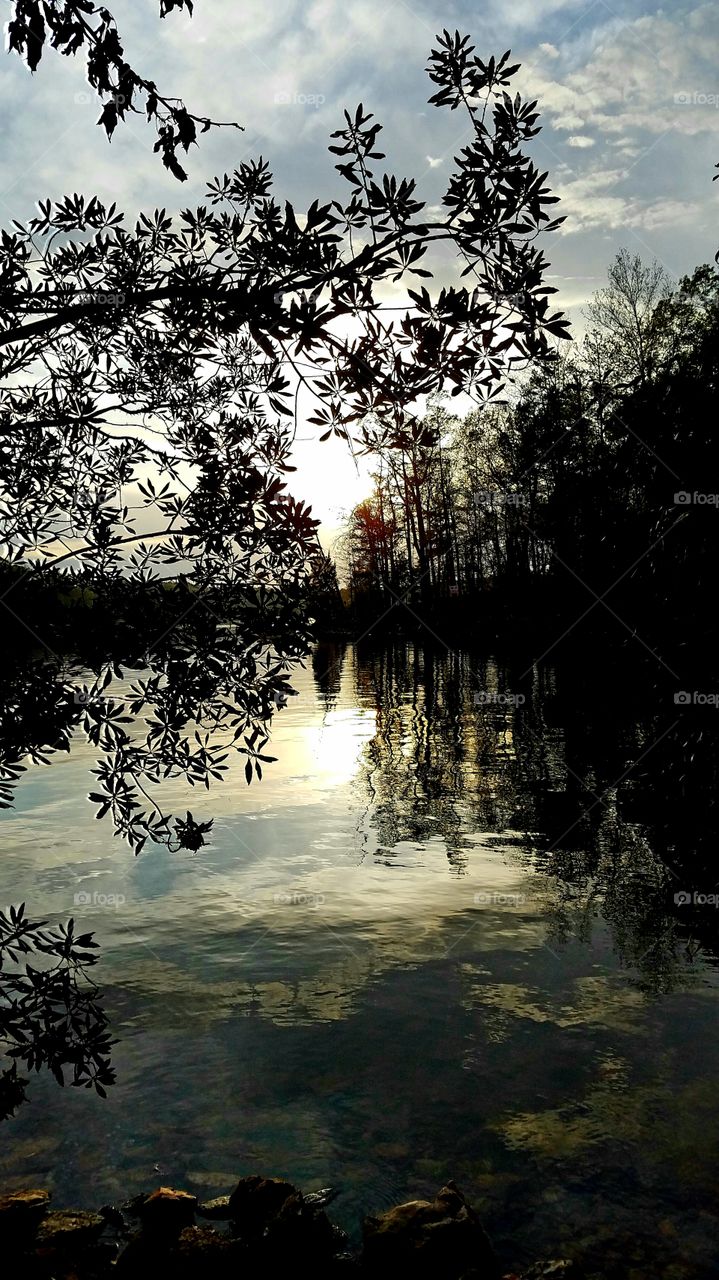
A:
351,643,565,865
311,642,347,713
342,641,719,989
0,585,312,853
353,644,473,868
0,588,314,1116
2,632,717,1114
0,905,114,1121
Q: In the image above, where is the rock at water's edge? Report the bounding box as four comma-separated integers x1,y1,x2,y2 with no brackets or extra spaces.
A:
36,1208,105,1248
228,1175,298,1234
173,1224,239,1278
196,1194,233,1220
137,1186,197,1236
0,1188,51,1247
362,1181,500,1279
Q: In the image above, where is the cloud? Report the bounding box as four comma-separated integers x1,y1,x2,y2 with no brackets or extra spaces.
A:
554,167,633,231
639,198,702,230
487,0,585,30
523,5,719,141
539,42,561,59
511,3,717,259
553,165,702,234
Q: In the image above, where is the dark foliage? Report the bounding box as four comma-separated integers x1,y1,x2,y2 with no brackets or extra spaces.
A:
5,0,241,179
343,256,719,672
0,902,114,1118
0,33,567,851
0,569,310,852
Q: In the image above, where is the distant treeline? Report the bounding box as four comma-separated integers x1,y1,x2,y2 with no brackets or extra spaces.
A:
0,551,346,663
339,255,719,661
4,252,717,664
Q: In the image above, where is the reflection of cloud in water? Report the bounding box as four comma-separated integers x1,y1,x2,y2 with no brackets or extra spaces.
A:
498,1047,719,1190
100,835,551,1026
460,973,651,1038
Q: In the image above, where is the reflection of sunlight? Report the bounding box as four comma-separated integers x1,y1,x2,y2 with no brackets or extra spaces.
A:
302,709,376,788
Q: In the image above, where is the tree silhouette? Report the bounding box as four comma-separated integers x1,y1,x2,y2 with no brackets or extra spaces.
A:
0,902,114,1118
0,32,569,850
584,249,673,389
343,253,719,668
5,0,242,178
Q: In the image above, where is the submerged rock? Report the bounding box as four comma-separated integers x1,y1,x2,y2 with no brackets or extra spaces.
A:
362,1181,499,1279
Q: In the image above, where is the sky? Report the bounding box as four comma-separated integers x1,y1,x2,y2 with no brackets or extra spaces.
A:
1,0,717,552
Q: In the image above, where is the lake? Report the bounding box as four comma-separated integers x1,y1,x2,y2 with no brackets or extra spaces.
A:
2,640,718,1278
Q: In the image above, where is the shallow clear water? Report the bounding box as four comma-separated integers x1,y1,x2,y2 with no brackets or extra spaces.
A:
2,642,719,1278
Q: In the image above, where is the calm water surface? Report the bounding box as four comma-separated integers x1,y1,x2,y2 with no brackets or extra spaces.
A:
2,642,719,1278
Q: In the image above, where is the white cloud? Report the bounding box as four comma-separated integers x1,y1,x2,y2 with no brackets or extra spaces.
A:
523,5,719,141
554,164,702,235
487,0,585,29
567,135,595,147
639,198,701,230
554,167,632,231
539,42,561,59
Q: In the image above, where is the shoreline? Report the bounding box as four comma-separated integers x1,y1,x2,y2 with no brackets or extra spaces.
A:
0,1175,581,1278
